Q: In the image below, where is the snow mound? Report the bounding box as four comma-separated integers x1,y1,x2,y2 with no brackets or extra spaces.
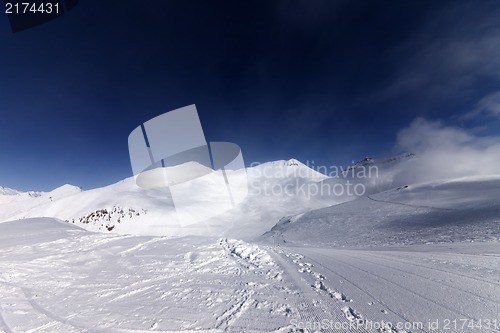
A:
220,238,276,269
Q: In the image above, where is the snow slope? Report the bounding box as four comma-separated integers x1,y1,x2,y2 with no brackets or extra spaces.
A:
0,218,297,332
269,243,500,333
0,184,81,222
0,187,22,196
261,176,500,247
0,217,498,332
320,153,418,195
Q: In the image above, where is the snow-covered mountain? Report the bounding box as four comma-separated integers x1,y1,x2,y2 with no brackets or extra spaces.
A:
0,186,22,196
2,155,416,239
0,158,356,239
0,186,43,198
0,184,81,222
2,154,499,245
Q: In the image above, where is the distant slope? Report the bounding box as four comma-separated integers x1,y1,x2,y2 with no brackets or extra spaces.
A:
0,186,22,196
260,176,500,247
0,184,81,222
317,153,417,196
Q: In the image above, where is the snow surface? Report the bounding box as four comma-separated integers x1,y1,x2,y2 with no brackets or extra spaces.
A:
0,218,498,332
1,156,499,332
261,176,500,247
0,218,293,332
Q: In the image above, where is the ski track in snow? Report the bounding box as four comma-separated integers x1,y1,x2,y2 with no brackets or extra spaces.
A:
365,195,458,212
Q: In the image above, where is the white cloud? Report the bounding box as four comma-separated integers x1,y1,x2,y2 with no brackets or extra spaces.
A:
463,91,500,119
394,118,500,184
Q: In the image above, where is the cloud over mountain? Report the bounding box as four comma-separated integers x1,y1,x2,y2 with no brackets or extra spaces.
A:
394,118,500,184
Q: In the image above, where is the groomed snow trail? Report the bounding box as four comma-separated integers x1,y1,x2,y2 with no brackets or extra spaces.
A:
267,244,500,333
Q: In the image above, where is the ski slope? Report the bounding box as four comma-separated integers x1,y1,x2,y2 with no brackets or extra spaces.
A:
268,243,500,333
0,218,292,332
261,176,500,247
0,218,498,332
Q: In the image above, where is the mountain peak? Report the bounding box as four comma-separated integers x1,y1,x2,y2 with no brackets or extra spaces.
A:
48,184,83,198
286,158,301,166
0,186,21,196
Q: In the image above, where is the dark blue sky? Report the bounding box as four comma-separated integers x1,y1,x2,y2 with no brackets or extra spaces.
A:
1,0,500,191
